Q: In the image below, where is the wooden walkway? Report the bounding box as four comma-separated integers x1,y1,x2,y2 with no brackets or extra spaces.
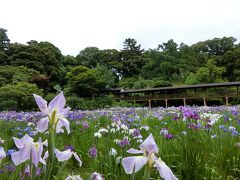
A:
107,82,240,108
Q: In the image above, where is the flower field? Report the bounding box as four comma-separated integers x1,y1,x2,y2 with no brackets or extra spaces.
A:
0,93,239,179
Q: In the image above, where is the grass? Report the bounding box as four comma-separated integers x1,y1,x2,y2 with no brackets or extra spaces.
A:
0,107,239,179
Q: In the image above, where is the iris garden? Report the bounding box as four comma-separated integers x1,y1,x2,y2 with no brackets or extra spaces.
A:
0,92,239,179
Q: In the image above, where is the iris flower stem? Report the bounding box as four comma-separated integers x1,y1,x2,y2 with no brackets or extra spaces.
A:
45,112,57,180
30,155,35,180
143,161,153,180
46,127,56,180
49,127,56,165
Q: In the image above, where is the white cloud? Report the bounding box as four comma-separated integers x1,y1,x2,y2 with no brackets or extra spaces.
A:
1,0,240,55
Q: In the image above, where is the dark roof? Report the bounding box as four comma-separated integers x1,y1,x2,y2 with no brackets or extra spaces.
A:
118,82,240,94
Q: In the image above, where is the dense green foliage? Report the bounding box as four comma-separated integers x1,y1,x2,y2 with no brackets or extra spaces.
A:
0,65,39,86
66,95,139,110
0,27,240,110
0,82,43,111
65,65,106,97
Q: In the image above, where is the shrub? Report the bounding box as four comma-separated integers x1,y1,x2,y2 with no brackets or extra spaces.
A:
66,95,141,110
0,82,43,111
66,96,82,109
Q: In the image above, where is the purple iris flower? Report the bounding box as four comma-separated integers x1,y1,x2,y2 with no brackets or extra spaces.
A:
7,149,15,157
90,172,105,180
121,134,178,179
219,125,225,129
183,109,192,119
21,165,41,179
182,108,199,120
222,128,228,132
224,115,229,122
88,147,97,158
118,138,130,147
132,129,141,137
164,134,173,139
231,130,239,136
191,112,199,120
11,134,45,167
204,124,212,130
112,116,121,123
23,165,30,178
36,167,42,176
6,164,16,172
16,115,23,121
172,115,179,121
83,121,89,129
54,149,82,166
17,133,23,138
23,127,31,132
42,148,82,166
80,121,89,131
28,131,37,137
231,109,238,116
33,92,71,134
154,160,178,180
0,147,6,160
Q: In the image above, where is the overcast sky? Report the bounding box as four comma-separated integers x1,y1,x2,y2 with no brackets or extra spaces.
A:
1,0,240,55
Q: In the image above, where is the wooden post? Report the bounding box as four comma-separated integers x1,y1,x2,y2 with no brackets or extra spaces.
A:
148,100,151,109
165,99,168,108
225,87,228,98
225,97,229,106
183,98,186,106
203,98,207,106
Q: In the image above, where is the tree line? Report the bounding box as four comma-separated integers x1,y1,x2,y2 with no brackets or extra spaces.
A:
0,27,239,110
